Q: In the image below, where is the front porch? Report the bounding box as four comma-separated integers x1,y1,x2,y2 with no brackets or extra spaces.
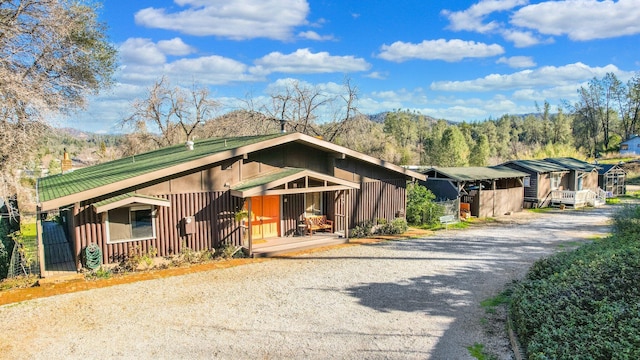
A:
550,189,606,208
250,233,348,257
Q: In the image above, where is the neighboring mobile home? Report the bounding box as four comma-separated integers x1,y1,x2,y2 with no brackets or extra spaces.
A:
36,132,424,274
502,157,605,208
420,166,527,218
501,159,571,208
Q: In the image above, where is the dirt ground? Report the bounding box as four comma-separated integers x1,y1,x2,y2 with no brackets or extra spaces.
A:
0,206,616,359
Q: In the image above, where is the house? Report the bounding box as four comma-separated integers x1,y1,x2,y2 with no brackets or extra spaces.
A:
420,166,528,218
619,135,640,156
501,159,572,208
502,157,605,208
596,163,626,197
36,132,424,275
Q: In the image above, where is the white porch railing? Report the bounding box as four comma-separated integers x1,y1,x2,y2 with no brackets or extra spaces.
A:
550,188,606,207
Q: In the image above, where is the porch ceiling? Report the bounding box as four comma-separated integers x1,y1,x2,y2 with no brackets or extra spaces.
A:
230,167,360,198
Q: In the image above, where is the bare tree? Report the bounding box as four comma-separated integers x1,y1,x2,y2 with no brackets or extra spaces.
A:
258,77,360,140
0,0,117,210
122,77,220,149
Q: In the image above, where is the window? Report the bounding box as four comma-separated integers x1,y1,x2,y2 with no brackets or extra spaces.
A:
106,205,156,243
523,177,531,187
621,144,629,150
305,192,323,216
550,173,561,190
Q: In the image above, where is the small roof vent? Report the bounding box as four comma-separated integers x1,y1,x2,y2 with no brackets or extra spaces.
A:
185,140,194,151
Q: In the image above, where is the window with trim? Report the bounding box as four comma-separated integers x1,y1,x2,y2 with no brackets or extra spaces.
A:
106,205,156,243
550,173,561,190
621,144,629,150
523,177,531,187
305,192,323,216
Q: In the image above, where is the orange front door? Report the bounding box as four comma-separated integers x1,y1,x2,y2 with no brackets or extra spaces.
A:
250,195,280,239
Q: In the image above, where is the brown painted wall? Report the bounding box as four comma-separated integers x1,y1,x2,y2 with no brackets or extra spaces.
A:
282,194,305,237
73,191,244,266
346,179,407,228
478,187,523,218
584,171,598,190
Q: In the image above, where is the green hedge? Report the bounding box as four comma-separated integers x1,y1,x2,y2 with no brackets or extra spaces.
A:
510,206,640,359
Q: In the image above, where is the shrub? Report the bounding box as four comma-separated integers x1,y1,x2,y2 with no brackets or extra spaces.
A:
510,205,640,359
350,221,374,238
376,218,408,235
406,183,445,226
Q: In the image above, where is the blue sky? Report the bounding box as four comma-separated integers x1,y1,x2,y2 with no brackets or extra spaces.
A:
60,0,640,134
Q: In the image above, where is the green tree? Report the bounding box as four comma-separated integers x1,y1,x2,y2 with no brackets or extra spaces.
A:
0,0,117,207
439,126,469,167
469,134,490,166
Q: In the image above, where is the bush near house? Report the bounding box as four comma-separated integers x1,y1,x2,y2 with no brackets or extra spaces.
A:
406,183,444,226
510,205,640,359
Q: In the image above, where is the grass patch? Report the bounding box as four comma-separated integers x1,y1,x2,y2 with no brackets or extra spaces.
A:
606,197,621,205
527,207,553,213
556,240,585,249
467,342,497,360
481,289,512,314
0,275,39,291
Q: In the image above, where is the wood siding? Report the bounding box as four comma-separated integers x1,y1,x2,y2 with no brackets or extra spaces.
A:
345,179,406,228
73,191,243,266
477,187,523,218
282,194,305,237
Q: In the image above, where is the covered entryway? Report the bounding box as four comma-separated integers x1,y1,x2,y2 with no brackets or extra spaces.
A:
230,167,359,256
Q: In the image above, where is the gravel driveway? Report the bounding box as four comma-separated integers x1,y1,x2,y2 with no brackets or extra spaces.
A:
0,206,614,359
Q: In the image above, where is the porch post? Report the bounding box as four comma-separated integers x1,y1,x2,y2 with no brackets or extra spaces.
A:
36,207,45,278
247,197,253,256
345,190,349,240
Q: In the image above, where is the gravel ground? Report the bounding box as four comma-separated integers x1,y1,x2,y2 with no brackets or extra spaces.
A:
0,206,614,359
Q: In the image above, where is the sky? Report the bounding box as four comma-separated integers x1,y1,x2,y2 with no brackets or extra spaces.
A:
59,0,640,134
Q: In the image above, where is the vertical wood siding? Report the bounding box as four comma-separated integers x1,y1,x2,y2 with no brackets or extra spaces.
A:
74,191,244,265
282,194,305,236
346,179,406,228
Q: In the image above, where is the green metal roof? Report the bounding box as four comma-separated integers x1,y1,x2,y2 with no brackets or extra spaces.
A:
544,157,598,172
231,168,305,192
37,133,286,203
502,159,569,173
426,166,528,181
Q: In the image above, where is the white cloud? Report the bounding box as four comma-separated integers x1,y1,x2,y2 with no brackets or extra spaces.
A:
157,38,196,56
371,88,427,104
251,48,370,75
512,0,640,40
134,0,310,40
120,38,166,65
431,62,625,92
378,39,504,62
298,31,334,41
163,56,259,84
365,71,387,80
500,29,549,48
442,0,529,33
496,56,536,68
